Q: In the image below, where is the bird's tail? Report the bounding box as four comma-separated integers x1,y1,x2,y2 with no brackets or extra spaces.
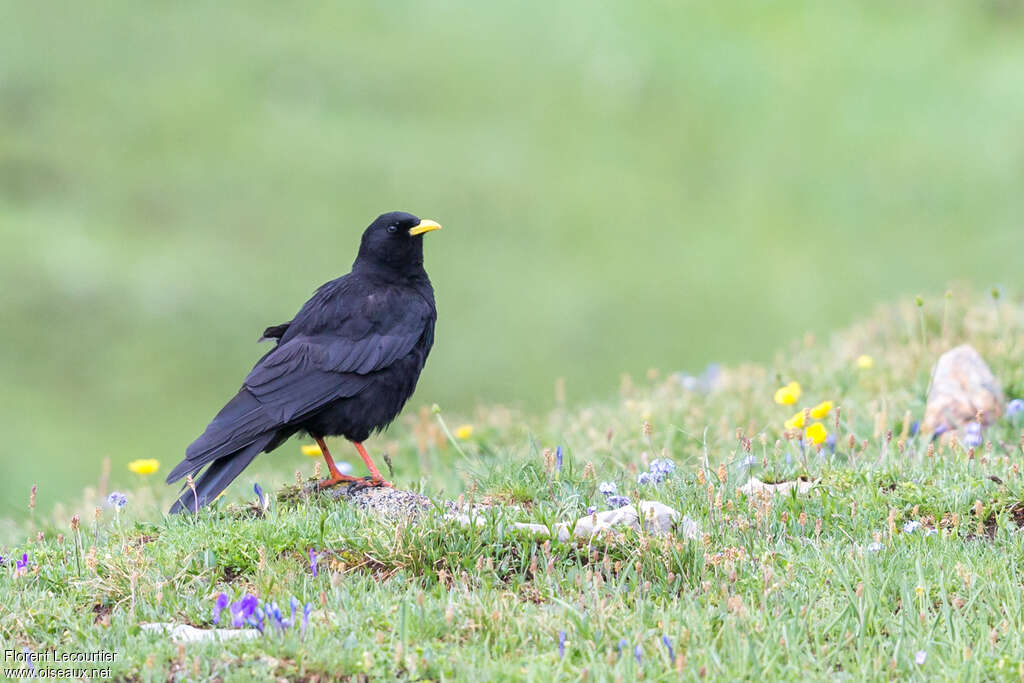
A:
168,432,274,514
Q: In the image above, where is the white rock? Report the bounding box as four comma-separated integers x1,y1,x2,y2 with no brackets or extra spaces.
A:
740,477,814,497
140,622,259,643
449,500,699,542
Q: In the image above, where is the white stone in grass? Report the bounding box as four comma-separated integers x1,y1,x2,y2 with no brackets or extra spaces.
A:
449,500,699,542
140,622,259,643
571,501,699,540
740,477,815,497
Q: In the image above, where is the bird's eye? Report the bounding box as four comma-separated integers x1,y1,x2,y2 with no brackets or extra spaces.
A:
387,225,398,234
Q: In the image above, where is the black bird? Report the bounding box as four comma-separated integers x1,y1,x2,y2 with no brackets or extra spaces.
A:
167,211,441,513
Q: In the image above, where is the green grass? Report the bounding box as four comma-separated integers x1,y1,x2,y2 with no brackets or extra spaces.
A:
4,0,1024,514
4,290,1024,680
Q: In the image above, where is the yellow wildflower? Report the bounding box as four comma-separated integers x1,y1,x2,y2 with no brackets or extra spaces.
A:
784,411,806,430
805,423,828,446
773,381,802,405
301,444,323,457
454,424,474,440
127,459,160,475
856,355,874,369
810,401,834,419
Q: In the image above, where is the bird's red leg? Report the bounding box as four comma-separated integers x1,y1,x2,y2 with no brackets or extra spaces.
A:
353,442,393,488
315,436,362,489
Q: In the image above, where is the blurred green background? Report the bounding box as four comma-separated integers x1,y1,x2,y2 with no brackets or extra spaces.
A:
2,1,1022,518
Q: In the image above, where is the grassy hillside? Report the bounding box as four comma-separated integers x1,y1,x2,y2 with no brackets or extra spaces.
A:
3,0,1024,516
3,291,1024,680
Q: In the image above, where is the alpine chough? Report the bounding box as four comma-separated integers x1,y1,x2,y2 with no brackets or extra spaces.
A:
166,211,441,513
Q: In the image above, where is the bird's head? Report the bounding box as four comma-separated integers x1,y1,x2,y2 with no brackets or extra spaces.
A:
355,211,442,273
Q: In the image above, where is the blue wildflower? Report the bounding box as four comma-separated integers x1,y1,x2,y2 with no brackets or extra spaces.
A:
301,602,313,638
268,601,292,631
254,483,267,510
903,521,921,534
739,455,757,470
1008,399,1024,419
555,446,563,471
106,492,127,508
866,542,883,553
212,592,229,624
249,606,265,632
649,459,675,482
637,472,652,486
598,481,617,496
910,420,921,436
231,594,260,628
662,635,675,661
823,433,837,455
634,645,643,664
617,639,628,659
963,422,983,448
585,506,597,516
924,527,938,537
702,363,721,391
558,630,566,659
309,548,319,577
607,496,631,509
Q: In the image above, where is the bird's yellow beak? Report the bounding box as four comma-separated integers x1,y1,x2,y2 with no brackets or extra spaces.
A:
409,219,442,236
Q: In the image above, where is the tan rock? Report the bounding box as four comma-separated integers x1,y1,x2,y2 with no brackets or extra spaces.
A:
923,344,1004,434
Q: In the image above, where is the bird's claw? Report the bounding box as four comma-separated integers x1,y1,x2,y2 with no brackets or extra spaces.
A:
344,476,394,494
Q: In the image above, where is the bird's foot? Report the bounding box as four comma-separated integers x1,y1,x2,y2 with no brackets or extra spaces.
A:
317,473,363,490
342,476,394,494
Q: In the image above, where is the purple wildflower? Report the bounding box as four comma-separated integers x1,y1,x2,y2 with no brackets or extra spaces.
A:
915,650,927,665
606,495,631,509
649,458,675,482
309,548,318,577
301,602,313,638
903,521,921,534
585,506,597,516
211,593,228,626
662,635,675,661
910,420,921,436
15,553,28,574
555,446,563,471
268,601,291,631
106,492,128,508
634,644,643,664
963,422,983,448
598,481,617,496
637,472,652,486
254,483,267,510
617,639,628,659
231,594,260,628
212,593,229,624
823,433,837,455
1008,399,1024,418
558,630,566,659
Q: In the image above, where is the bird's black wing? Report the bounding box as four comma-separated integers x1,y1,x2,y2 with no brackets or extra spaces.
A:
259,322,291,342
171,279,433,478
246,287,432,422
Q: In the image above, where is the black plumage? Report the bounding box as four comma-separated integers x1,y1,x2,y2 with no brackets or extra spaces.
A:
167,211,440,513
